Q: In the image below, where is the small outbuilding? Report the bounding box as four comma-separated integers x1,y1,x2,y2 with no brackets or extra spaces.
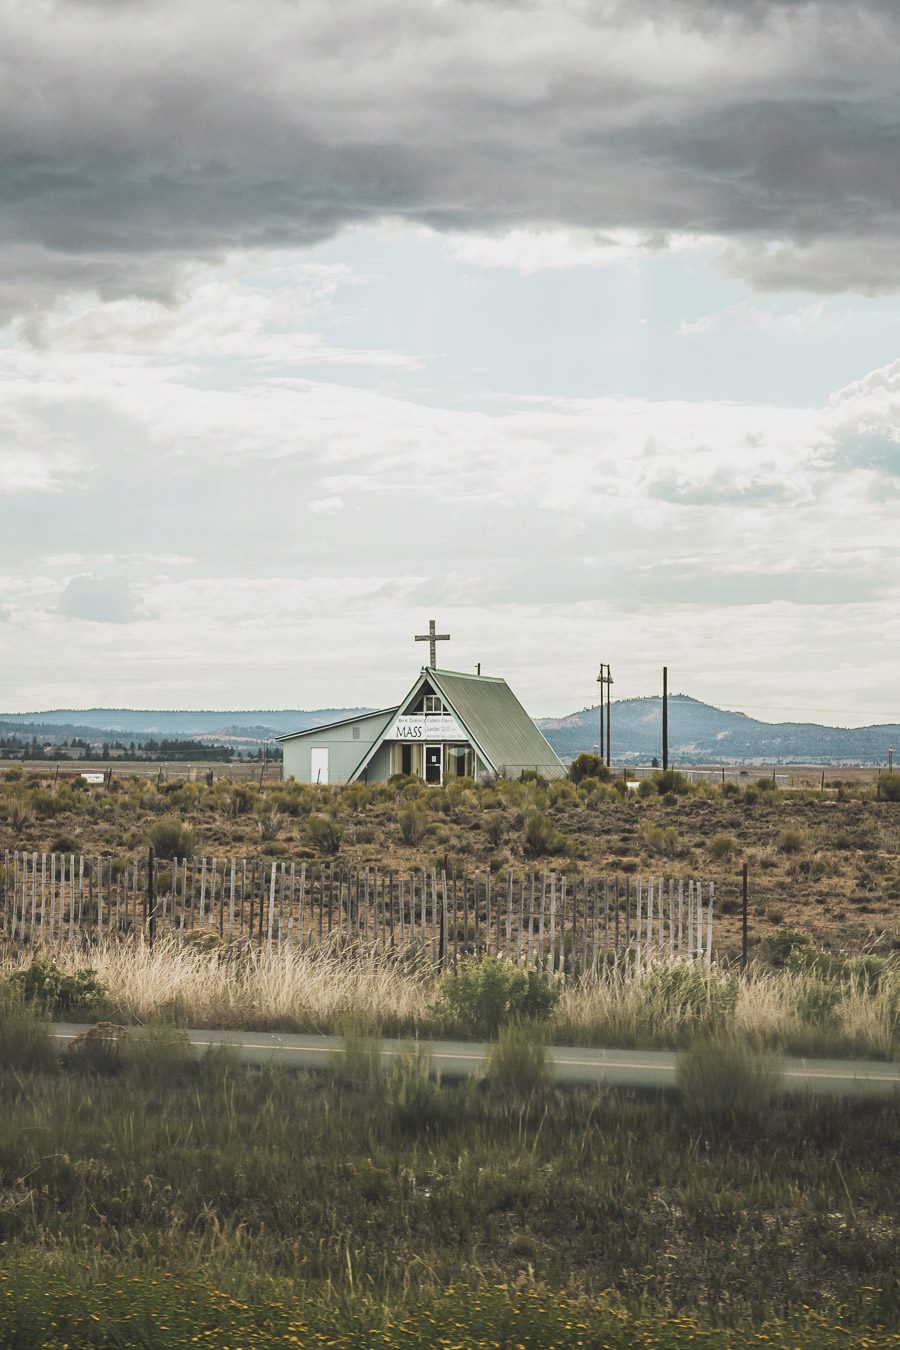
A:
278,641,565,786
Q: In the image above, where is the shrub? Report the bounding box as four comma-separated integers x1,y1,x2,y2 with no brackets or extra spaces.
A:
485,1022,549,1097
876,772,900,802
653,769,691,795
119,1025,193,1083
761,927,813,968
640,824,683,858
148,815,194,860
398,805,429,846
676,1037,782,1132
384,1046,463,1135
333,1018,383,1091
8,796,35,835
0,988,57,1072
307,813,342,854
433,956,559,1038
224,785,255,817
255,803,283,841
9,959,108,1017
522,811,566,858
777,827,808,854
708,833,738,861
568,753,611,784
483,811,506,846
64,1021,124,1075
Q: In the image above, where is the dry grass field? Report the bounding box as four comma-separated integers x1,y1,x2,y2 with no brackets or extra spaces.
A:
1,764,898,959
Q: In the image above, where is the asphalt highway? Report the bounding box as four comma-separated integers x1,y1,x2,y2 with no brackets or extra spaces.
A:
48,1024,899,1097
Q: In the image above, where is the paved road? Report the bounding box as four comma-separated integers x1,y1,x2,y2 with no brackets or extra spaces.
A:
49,1024,899,1097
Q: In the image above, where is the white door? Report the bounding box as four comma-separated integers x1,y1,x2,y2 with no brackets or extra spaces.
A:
310,748,329,785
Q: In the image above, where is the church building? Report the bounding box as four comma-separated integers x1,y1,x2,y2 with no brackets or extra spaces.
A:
278,621,565,785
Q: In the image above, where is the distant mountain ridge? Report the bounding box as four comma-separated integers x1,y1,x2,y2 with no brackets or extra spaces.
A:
0,708,367,741
1,696,897,764
536,695,899,765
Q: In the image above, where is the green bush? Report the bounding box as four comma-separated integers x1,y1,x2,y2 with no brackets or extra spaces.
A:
485,1022,549,1097
9,959,108,1017
119,1026,193,1083
64,1021,125,1075
398,805,429,846
708,833,738,861
777,827,808,854
522,811,566,858
333,1018,383,1090
568,752,611,784
49,833,79,854
653,769,691,795
640,824,683,858
0,988,57,1072
8,796,35,835
676,1037,782,1132
761,928,813,968
224,784,255,816
148,815,194,860
482,810,506,845
433,956,559,1038
384,1046,464,1135
876,772,900,802
255,802,283,841
307,813,342,854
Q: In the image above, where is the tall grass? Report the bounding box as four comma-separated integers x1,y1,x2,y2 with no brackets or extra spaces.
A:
0,1049,896,1333
1,941,896,1058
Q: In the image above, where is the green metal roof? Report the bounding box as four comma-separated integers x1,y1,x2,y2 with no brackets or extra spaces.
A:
428,668,565,777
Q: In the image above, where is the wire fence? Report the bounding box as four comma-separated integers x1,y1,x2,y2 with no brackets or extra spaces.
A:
1,849,715,974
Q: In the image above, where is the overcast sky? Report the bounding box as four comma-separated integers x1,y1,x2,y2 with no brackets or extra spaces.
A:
1,0,898,725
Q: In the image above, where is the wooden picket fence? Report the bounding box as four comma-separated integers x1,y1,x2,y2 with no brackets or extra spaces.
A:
1,848,715,974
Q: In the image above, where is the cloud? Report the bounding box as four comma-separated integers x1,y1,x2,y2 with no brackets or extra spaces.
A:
0,0,897,310
57,576,141,624
308,496,344,515
676,300,842,337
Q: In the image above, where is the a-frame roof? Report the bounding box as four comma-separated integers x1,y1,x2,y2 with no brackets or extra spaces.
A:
349,667,565,780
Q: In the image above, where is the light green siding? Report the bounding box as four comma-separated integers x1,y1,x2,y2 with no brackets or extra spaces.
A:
361,742,394,782
281,709,395,784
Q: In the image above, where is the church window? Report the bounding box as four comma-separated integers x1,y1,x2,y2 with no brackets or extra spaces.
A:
423,695,444,714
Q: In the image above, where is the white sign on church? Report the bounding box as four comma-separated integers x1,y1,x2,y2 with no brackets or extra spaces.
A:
387,713,464,742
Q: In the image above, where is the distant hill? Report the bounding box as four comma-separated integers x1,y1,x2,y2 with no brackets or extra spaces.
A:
0,708,367,746
537,695,899,765
2,696,896,764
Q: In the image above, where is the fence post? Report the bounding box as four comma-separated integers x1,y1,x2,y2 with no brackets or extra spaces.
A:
147,844,156,945
741,862,749,971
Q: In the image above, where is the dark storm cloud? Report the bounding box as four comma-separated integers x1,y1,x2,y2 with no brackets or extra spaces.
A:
1,0,897,311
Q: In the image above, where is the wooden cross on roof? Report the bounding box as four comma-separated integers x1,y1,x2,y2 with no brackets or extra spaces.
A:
415,618,450,668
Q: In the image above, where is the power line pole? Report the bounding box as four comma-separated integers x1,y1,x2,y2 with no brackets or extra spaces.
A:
662,666,669,772
606,666,612,768
596,665,613,767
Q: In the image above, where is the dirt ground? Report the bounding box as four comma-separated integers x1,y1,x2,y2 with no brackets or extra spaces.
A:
1,764,898,959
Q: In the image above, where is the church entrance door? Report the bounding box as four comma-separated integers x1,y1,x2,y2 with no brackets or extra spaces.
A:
424,744,442,785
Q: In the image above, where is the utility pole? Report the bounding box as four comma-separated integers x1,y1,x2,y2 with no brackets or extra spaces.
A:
596,665,613,767
662,666,669,771
606,667,612,768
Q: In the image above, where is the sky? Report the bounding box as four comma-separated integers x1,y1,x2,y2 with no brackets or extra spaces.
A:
1,0,898,725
